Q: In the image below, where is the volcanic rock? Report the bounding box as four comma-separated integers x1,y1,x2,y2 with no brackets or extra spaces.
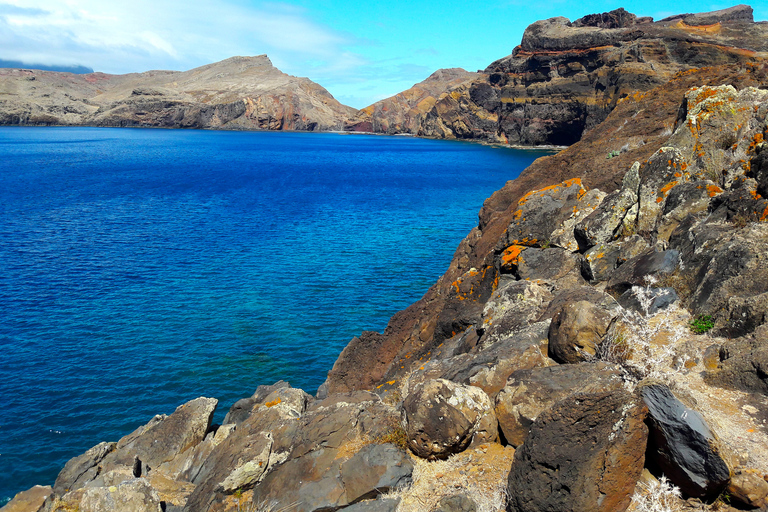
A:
507,390,648,512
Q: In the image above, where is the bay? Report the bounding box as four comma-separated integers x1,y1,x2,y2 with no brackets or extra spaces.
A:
0,127,552,502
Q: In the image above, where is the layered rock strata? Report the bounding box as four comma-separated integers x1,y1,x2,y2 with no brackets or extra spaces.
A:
0,55,355,131
346,5,768,146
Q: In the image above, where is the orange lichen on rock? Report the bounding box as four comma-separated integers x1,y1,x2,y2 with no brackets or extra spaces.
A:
501,245,527,267
748,132,765,153
707,184,724,197
265,398,282,407
657,180,679,202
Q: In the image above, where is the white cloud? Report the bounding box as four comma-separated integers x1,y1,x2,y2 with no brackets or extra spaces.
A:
0,0,362,75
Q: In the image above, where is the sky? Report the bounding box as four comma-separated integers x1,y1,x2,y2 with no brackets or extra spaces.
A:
1,0,766,109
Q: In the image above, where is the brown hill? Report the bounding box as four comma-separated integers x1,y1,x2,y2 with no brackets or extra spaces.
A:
0,55,356,131
346,5,768,146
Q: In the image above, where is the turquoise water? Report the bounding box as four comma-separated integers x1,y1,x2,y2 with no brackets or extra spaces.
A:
0,127,551,502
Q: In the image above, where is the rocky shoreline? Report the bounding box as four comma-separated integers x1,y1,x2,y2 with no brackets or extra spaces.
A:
5,6,768,512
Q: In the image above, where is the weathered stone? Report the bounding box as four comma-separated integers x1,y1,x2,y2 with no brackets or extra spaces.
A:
223,380,290,424
655,181,715,242
515,247,589,289
403,379,497,459
339,444,413,503
0,485,52,512
584,242,622,282
479,279,553,346
495,363,624,446
53,441,116,494
155,423,236,483
340,498,401,512
218,432,272,493
704,324,768,395
670,222,768,336
101,397,217,475
433,494,477,512
499,178,591,250
78,478,161,512
507,391,648,512
727,468,768,509
406,321,553,397
548,301,615,363
617,286,678,315
606,249,679,296
576,162,640,250
641,384,731,499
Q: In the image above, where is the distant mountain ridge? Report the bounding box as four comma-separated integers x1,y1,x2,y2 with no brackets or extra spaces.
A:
347,4,768,146
0,55,355,131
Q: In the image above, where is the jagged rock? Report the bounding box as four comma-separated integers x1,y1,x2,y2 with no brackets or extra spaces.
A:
515,247,589,289
539,286,618,320
433,494,477,512
641,384,730,498
507,390,648,512
727,467,768,509
479,279,553,346
670,222,768,336
705,324,768,395
223,380,291,424
339,444,413,503
494,362,624,446
155,424,236,483
402,379,497,459
0,485,52,512
498,178,591,250
406,320,553,397
53,441,116,494
76,478,161,512
548,301,615,363
576,162,640,250
617,286,678,315
655,181,716,242
605,249,679,296
103,397,218,472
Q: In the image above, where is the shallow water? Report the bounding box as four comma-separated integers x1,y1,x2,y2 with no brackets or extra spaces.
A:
0,127,552,501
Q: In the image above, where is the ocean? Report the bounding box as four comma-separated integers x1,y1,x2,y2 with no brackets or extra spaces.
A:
0,127,552,502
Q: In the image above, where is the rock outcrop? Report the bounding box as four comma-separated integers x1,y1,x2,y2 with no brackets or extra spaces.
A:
7,6,768,512
347,5,768,146
0,55,355,131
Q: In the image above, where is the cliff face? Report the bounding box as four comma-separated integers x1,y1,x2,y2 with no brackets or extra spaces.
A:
346,5,768,145
0,56,356,131
12,62,768,512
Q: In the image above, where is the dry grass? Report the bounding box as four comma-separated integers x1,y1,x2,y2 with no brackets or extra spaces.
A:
386,443,514,512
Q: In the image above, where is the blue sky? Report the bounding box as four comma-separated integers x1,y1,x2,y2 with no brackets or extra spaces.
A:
1,0,765,108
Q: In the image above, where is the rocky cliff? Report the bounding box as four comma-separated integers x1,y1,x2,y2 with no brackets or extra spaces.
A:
6,7,768,512
0,56,355,131
346,5,768,146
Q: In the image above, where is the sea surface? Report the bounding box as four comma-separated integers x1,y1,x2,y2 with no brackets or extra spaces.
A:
0,127,552,502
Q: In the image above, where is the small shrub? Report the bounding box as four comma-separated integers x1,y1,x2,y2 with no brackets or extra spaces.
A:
607,150,621,159
631,475,683,512
374,417,409,450
690,315,715,334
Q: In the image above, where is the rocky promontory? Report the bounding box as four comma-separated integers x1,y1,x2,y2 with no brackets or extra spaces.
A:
0,55,355,131
6,6,768,512
346,5,768,146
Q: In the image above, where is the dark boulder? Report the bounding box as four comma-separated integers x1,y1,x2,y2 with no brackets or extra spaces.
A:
495,362,625,447
339,444,413,503
507,390,648,512
548,300,615,364
617,286,678,315
402,379,497,459
606,249,679,296
433,494,477,512
641,384,731,499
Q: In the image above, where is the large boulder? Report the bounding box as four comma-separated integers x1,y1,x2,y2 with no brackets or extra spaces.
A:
605,249,679,296
548,300,616,364
641,384,731,499
704,325,768,395
507,390,648,512
495,362,625,446
53,441,116,494
402,379,497,459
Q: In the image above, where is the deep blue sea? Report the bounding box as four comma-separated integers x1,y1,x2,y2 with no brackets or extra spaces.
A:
0,127,551,502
